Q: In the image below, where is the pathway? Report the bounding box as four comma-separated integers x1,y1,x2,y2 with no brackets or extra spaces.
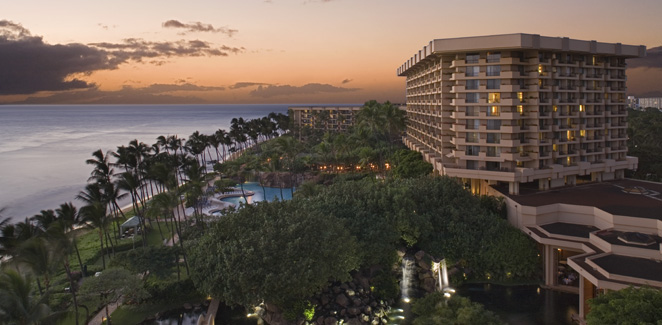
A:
88,299,121,325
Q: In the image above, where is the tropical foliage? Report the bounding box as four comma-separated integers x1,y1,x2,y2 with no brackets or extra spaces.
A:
189,199,360,308
627,108,662,181
587,286,662,325
411,292,504,325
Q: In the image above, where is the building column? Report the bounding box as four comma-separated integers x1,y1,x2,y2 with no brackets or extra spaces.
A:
543,245,556,287
579,275,595,319
508,181,519,195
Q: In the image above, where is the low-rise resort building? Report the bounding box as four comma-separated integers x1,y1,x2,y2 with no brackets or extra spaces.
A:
289,106,363,138
398,34,659,321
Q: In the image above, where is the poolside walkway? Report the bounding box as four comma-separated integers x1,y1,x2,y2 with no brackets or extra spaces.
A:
88,299,121,325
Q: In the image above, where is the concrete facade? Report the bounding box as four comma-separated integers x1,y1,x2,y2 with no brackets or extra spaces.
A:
499,179,662,320
397,34,645,195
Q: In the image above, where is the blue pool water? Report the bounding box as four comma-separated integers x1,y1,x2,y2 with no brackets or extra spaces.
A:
220,182,293,205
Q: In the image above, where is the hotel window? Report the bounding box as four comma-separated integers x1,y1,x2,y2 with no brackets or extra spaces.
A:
466,119,479,130
466,132,479,143
486,79,500,90
466,145,480,156
465,106,478,116
517,105,524,116
488,93,500,103
466,93,479,103
486,120,501,130
466,160,479,169
487,52,501,63
466,66,479,77
488,106,500,116
486,146,501,157
486,133,501,144
517,92,524,103
466,79,479,90
486,65,501,76
466,53,479,64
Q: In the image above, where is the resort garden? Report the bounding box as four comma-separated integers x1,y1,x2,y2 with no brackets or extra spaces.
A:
2,100,656,324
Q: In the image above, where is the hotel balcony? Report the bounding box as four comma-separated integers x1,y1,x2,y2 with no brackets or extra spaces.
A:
552,59,579,67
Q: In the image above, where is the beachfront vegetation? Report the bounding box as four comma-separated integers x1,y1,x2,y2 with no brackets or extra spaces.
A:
0,101,537,324
587,286,662,325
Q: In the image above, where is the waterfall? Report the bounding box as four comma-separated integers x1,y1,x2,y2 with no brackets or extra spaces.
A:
401,257,416,303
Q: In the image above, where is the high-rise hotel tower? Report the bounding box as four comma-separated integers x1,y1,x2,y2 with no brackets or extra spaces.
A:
397,34,646,195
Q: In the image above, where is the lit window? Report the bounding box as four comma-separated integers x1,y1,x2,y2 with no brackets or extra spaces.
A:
538,65,544,74
579,105,585,112
488,93,500,103
517,92,524,102
489,106,500,116
580,130,586,137
553,105,558,112
517,105,524,115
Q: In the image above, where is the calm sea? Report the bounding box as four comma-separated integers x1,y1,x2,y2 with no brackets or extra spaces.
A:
0,104,297,221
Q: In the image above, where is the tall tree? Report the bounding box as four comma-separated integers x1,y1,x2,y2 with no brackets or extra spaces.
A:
0,270,54,325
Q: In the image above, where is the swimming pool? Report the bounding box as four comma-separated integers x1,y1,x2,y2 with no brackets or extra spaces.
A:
220,182,293,205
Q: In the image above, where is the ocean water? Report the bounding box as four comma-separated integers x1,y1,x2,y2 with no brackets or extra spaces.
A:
0,104,291,220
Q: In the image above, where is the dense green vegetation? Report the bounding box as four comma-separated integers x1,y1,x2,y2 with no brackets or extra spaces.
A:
587,286,662,325
189,176,540,318
189,200,360,308
0,100,541,324
411,292,504,325
627,108,662,181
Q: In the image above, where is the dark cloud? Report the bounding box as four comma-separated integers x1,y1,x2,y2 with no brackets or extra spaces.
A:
0,20,244,95
90,38,244,62
627,46,662,69
249,83,359,98
229,82,272,89
11,83,223,104
341,78,353,84
0,21,115,95
141,83,224,93
162,20,237,37
0,20,31,39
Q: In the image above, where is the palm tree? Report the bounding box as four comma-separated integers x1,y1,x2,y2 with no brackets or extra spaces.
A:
55,203,84,275
77,184,111,269
0,269,54,325
16,236,60,295
44,221,82,325
31,210,57,234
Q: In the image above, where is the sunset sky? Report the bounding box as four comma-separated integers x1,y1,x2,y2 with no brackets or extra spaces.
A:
2,0,662,104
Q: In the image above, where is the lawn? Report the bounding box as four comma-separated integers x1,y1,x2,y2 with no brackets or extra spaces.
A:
55,218,175,325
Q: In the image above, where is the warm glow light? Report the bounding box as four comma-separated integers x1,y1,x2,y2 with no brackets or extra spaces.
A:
403,298,411,303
